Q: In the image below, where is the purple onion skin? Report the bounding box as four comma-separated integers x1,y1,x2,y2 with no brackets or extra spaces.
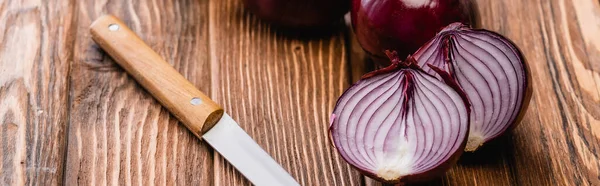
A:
413,23,532,151
352,0,471,64
329,52,470,184
242,0,350,28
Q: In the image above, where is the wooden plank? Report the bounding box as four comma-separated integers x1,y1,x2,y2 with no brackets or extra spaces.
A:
0,0,75,185
445,0,600,185
361,0,600,185
0,0,594,185
207,0,363,185
64,0,214,185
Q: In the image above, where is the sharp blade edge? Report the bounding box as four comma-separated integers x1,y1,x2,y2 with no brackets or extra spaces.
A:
202,113,300,186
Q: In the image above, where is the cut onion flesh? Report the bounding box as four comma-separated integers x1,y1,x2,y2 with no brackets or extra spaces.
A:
329,53,470,183
413,23,531,151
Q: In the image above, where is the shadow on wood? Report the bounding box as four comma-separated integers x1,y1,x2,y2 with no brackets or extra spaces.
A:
458,134,516,166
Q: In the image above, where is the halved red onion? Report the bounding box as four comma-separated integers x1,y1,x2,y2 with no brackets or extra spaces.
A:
413,23,531,151
329,51,470,183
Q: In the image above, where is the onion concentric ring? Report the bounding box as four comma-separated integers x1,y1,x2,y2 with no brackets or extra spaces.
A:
329,53,470,183
413,23,531,151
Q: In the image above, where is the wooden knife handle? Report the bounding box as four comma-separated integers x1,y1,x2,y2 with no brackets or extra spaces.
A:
89,15,224,137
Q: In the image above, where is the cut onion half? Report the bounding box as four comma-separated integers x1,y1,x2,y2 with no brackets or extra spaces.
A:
329,52,470,183
413,23,532,151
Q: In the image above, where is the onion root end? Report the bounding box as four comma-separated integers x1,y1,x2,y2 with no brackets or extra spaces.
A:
465,134,485,152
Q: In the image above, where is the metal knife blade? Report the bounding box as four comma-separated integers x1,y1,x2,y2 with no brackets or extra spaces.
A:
203,113,300,186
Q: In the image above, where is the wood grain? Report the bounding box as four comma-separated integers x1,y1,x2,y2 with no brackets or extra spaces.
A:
0,0,599,185
445,0,600,185
64,0,214,185
0,0,75,185
207,1,362,185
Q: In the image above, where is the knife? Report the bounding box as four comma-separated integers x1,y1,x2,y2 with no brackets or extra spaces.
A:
90,15,300,186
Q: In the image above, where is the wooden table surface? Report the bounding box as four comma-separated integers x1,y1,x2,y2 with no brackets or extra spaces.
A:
1,0,599,185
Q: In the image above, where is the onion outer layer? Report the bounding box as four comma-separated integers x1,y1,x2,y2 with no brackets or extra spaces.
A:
351,0,473,64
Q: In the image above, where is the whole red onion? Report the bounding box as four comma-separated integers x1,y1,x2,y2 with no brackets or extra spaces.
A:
243,0,350,28
352,0,472,63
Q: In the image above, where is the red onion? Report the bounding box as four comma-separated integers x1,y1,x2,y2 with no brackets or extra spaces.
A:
242,0,350,28
329,51,470,184
351,0,472,63
413,23,531,151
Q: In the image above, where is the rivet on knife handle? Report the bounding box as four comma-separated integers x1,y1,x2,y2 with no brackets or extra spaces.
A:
89,15,224,137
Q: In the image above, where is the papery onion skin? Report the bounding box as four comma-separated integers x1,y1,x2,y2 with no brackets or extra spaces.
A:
351,0,472,64
242,0,350,28
329,51,470,184
413,23,532,151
